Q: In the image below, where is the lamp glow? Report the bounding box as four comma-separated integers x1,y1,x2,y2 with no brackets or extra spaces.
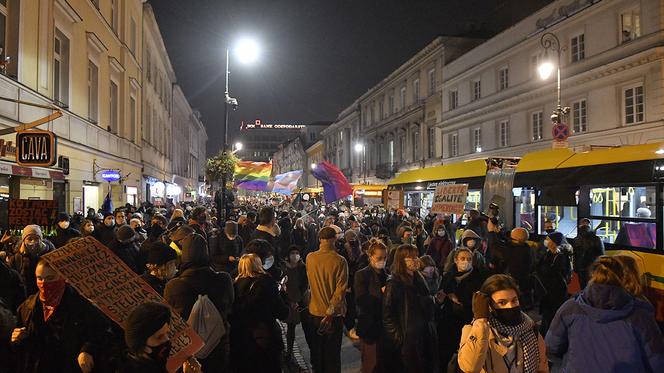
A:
310,163,317,169
354,143,364,152
538,61,555,80
234,142,243,151
235,39,259,64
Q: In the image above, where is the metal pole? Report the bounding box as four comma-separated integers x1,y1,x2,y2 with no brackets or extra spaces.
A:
220,48,230,223
556,48,562,112
363,145,367,184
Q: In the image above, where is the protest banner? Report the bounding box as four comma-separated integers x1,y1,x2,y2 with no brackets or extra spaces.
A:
383,189,403,210
42,237,203,373
8,199,58,228
431,183,468,215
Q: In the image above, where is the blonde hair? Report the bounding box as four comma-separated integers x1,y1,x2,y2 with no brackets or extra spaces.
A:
590,255,644,297
235,253,266,281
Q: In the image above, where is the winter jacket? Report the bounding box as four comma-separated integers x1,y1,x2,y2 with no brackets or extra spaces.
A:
444,230,486,274
166,217,186,231
440,268,486,327
0,260,26,313
534,246,572,309
382,272,438,373
116,354,167,373
571,232,604,272
93,224,116,247
306,240,349,317
108,239,141,274
212,234,243,274
426,234,454,269
458,317,549,373
488,232,533,286
51,227,81,249
13,286,112,373
251,225,277,250
238,222,256,248
140,272,167,296
545,283,664,373
7,241,55,295
354,265,388,342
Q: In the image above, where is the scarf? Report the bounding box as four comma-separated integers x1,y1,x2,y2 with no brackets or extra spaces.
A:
454,268,473,284
488,314,539,373
38,279,66,321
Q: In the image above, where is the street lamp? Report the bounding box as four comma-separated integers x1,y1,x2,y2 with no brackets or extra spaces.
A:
354,142,366,184
538,32,570,144
232,142,243,153
220,38,260,223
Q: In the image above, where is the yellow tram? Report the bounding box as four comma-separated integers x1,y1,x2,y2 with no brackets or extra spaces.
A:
387,142,664,322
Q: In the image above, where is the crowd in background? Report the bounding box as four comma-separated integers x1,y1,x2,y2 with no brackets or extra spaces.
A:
0,198,662,373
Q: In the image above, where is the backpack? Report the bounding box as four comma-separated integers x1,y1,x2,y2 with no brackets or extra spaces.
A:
187,294,225,359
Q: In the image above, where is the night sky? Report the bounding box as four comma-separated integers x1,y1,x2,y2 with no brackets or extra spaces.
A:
151,0,552,156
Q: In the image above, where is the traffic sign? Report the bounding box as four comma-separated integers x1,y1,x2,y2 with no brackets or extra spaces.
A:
552,123,570,141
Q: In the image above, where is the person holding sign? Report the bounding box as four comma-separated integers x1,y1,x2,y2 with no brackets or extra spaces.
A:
11,260,112,373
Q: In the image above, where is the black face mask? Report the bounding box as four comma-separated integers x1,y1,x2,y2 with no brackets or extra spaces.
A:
545,228,555,234
493,306,523,326
147,340,171,364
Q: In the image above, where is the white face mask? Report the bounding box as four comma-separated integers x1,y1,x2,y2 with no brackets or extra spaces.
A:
290,254,300,263
466,239,476,249
371,260,386,270
437,230,445,237
457,261,472,272
263,256,275,270
58,221,70,230
104,219,115,227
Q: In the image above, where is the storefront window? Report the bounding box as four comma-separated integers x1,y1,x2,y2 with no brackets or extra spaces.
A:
539,205,578,237
514,187,535,232
465,190,481,211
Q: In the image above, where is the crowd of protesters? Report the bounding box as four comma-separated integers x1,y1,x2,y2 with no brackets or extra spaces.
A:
0,198,662,373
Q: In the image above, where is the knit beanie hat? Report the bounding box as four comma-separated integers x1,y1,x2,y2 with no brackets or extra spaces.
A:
147,242,178,265
22,225,43,241
547,231,565,246
57,213,70,223
124,302,171,354
103,211,114,219
116,225,137,243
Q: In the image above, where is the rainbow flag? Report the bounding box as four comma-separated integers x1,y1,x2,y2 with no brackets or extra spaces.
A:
311,161,353,204
234,161,272,191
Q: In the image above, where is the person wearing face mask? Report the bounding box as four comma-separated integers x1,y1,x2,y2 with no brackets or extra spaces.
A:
542,220,556,235
164,233,234,372
386,227,415,271
114,209,127,228
251,207,278,252
458,274,548,373
354,240,388,373
7,225,55,295
11,260,112,373
437,248,486,369
382,244,438,372
94,212,117,247
212,221,244,274
534,232,572,336
444,229,486,274
245,238,283,283
426,221,454,271
187,207,209,243
141,243,178,295
414,223,428,257
571,218,604,290
291,218,309,254
419,255,441,296
51,213,81,249
130,218,147,245
121,301,201,373
281,246,308,357
80,219,95,238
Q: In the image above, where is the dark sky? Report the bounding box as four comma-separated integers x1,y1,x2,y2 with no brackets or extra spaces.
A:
151,0,551,156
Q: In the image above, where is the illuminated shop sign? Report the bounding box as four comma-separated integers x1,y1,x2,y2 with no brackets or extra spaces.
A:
240,119,305,130
101,170,121,182
16,130,57,167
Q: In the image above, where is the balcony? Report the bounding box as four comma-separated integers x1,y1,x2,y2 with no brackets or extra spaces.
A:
375,162,399,180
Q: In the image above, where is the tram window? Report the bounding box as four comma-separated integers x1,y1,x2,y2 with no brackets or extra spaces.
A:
589,218,656,250
466,190,481,211
589,186,655,219
538,205,578,237
514,187,535,232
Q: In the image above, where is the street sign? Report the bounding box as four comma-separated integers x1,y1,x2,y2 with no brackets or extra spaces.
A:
552,123,570,141
100,170,121,182
16,130,57,167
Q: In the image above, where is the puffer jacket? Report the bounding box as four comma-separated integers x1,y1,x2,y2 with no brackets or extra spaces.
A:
545,283,664,373
458,317,549,373
443,229,485,273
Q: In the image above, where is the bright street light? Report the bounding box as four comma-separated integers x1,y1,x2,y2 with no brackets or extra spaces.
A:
235,38,260,64
234,142,243,151
538,61,555,80
354,143,364,152
310,163,317,169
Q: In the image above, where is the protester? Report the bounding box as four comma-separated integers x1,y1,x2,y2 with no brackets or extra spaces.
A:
7,225,55,295
94,212,117,246
546,255,664,372
140,242,178,295
245,238,282,283
292,217,308,252
80,219,95,238
0,259,26,314
164,233,234,372
230,253,289,373
419,255,441,296
109,225,142,274
414,222,428,257
382,244,438,373
354,240,388,373
306,226,349,373
187,207,209,242
51,213,81,248
239,210,257,245
130,217,148,244
212,220,243,274
444,229,486,274
281,246,308,357
534,231,572,335
458,274,549,373
167,209,186,231
115,209,127,227
426,221,454,271
571,218,605,289
488,225,534,307
252,207,280,251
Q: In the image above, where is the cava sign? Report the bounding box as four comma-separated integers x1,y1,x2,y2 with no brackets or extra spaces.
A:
16,130,57,167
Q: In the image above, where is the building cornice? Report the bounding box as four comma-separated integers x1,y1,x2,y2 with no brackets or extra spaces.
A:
55,0,82,23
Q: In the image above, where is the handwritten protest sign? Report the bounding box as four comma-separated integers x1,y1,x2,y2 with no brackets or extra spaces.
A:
383,190,403,210
42,237,203,373
8,199,58,228
431,183,468,215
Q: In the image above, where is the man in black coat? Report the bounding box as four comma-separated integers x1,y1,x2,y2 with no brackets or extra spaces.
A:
108,225,141,274
10,260,111,373
93,212,117,247
0,260,26,314
354,241,388,373
239,210,257,245
572,218,605,289
7,225,55,296
487,224,534,307
164,233,234,372
251,207,278,251
212,221,243,274
51,213,81,249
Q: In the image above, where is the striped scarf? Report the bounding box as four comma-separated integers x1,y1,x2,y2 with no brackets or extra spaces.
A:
489,314,539,373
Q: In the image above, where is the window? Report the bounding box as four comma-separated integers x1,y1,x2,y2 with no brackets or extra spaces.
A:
53,29,70,106
472,79,481,101
362,110,368,128
428,68,436,95
530,53,543,78
413,79,420,102
499,66,509,90
621,8,641,43
399,135,406,161
109,81,118,134
379,101,384,120
450,133,458,157
0,0,6,51
499,120,509,147
370,104,375,124
130,17,137,54
473,128,482,153
110,0,119,33
571,34,585,62
428,127,435,158
589,185,656,249
572,99,587,132
532,111,543,141
400,86,406,110
624,85,644,124
388,93,395,114
538,206,578,238
87,60,99,122
449,89,458,110
388,139,394,165
412,130,419,161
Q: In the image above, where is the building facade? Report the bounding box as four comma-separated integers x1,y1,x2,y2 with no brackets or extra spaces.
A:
271,122,330,189
439,0,664,162
305,140,324,188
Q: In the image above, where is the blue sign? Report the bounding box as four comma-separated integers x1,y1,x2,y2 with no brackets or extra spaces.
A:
101,170,121,182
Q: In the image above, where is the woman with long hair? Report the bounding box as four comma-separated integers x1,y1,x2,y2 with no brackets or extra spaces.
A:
458,274,549,373
230,254,289,373
382,244,438,372
546,255,664,372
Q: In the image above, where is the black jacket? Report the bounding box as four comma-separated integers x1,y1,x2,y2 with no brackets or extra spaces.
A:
116,354,167,373
140,272,167,296
572,232,605,272
488,232,533,282
251,228,276,250
382,273,438,373
535,247,572,310
354,265,388,341
212,234,243,273
238,222,256,248
51,227,81,249
0,261,26,313
93,224,116,247
13,286,112,373
440,268,485,326
108,239,141,274
164,266,234,320
8,241,55,296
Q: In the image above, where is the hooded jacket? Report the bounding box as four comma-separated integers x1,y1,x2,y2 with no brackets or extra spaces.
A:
443,230,485,273
545,283,664,372
8,240,55,295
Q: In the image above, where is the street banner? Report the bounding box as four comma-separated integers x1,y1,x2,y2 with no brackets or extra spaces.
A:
8,199,58,228
383,190,403,210
42,237,203,373
431,183,468,215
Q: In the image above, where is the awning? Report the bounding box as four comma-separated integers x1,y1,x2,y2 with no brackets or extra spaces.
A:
352,184,387,191
388,159,486,185
0,160,64,180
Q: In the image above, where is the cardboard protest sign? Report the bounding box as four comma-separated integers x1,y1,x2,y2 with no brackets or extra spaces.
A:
383,189,403,210
431,183,468,215
42,237,203,373
8,199,58,228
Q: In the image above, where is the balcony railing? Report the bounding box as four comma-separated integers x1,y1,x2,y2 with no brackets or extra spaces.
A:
375,162,399,179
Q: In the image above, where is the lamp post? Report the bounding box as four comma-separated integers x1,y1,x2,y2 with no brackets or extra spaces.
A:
354,142,366,184
219,39,259,223
538,32,570,146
